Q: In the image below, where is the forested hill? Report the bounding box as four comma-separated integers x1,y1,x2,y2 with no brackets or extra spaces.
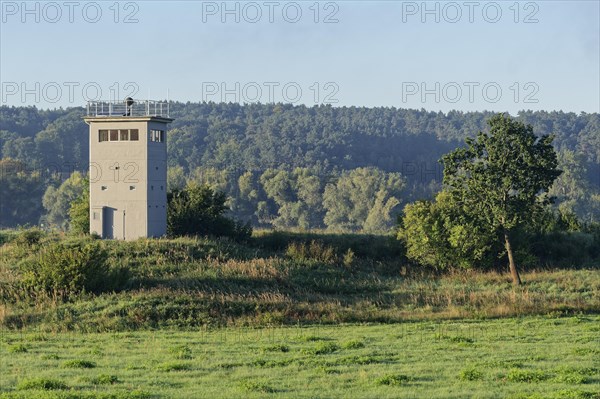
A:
1,103,599,230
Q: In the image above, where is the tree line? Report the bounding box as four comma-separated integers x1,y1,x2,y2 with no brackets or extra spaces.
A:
1,103,599,230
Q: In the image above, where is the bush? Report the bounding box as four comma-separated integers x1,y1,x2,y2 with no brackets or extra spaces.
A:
156,362,191,372
16,378,68,390
262,344,289,353
375,374,411,386
459,366,484,381
8,344,28,353
341,339,365,349
303,342,339,355
90,374,120,385
552,367,592,384
398,191,498,270
15,228,44,247
62,359,96,368
506,368,549,383
21,241,112,297
167,184,252,240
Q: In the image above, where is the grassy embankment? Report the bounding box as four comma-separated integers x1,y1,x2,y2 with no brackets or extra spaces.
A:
0,229,598,331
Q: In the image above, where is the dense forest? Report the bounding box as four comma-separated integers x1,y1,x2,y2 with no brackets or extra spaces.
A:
1,103,599,231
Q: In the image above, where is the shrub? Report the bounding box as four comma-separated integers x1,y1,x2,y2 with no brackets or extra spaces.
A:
250,358,293,368
398,191,498,270
553,367,592,384
156,362,191,372
8,344,28,353
262,344,289,353
303,342,339,355
21,241,113,297
506,368,549,383
375,374,411,386
15,228,44,247
167,184,252,240
459,366,484,381
299,335,330,342
445,336,475,344
90,374,120,385
330,354,392,366
16,378,68,390
62,359,96,368
553,373,587,384
341,339,365,349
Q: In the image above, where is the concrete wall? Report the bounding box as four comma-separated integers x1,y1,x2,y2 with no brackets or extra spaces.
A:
85,116,171,240
147,120,168,237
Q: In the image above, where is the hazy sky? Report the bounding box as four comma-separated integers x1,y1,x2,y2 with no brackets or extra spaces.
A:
1,1,599,113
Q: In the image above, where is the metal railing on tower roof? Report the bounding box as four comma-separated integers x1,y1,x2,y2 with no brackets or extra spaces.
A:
86,99,170,118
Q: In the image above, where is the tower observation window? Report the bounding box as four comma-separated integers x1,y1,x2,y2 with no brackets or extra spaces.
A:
150,130,165,143
99,129,139,142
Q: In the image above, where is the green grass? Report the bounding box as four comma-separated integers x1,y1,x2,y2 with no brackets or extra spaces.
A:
240,381,277,393
1,316,599,398
0,230,598,397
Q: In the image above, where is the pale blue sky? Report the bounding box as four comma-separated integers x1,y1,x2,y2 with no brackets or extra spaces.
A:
1,0,599,113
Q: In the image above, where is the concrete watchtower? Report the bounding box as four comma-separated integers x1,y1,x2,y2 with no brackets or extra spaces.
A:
84,98,173,240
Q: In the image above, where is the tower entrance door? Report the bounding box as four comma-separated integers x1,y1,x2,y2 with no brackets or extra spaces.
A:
102,207,115,239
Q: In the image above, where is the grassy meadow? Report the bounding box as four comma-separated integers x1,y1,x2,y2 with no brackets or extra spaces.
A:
1,316,599,398
0,229,599,398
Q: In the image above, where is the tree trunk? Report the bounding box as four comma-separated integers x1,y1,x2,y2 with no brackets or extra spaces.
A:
504,230,521,286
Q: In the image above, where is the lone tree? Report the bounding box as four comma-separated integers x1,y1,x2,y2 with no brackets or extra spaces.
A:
442,114,561,285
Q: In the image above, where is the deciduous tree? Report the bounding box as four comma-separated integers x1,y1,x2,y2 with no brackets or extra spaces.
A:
441,114,561,285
